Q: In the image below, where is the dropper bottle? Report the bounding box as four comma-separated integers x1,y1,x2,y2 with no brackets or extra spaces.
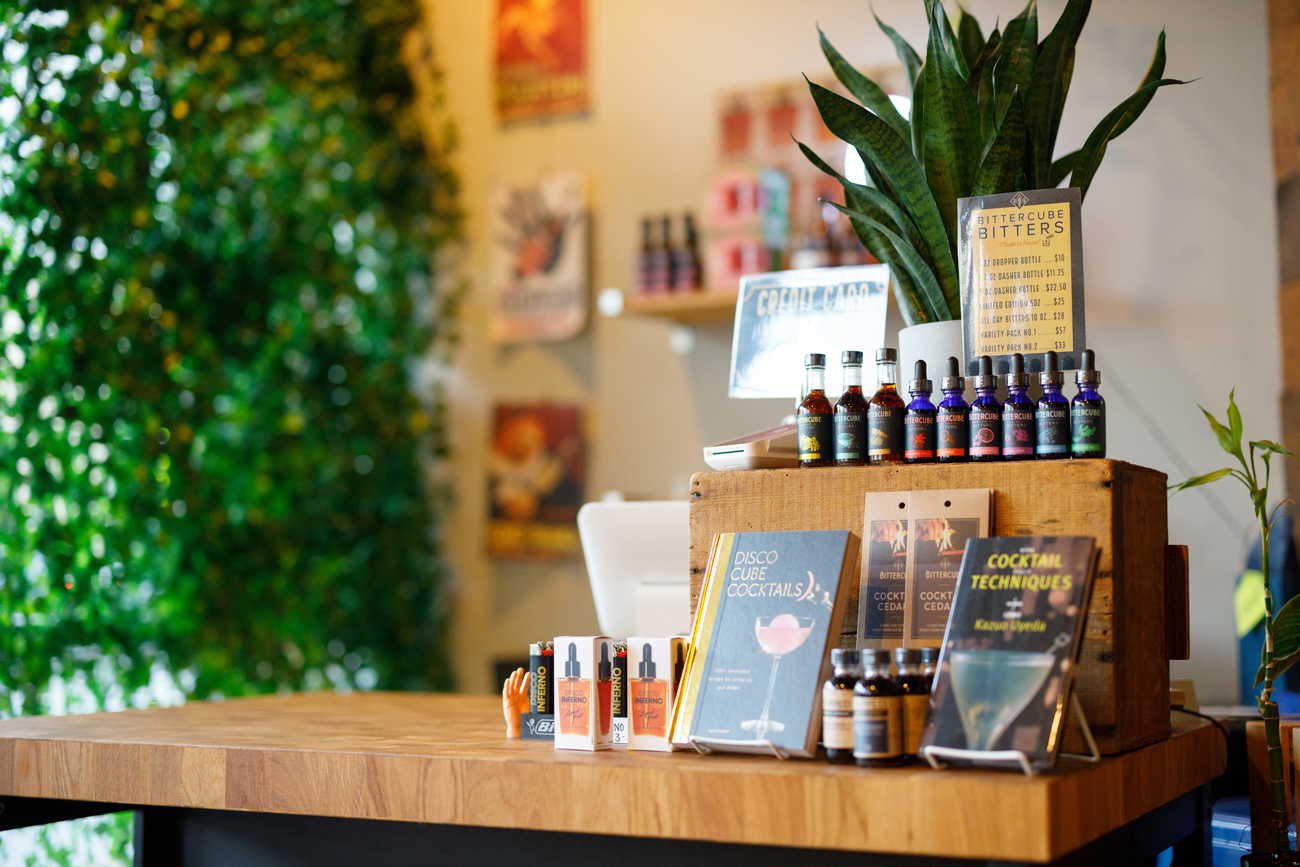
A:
904,361,936,464
937,356,969,463
968,355,1001,462
1001,353,1035,461
1035,351,1070,459
1071,349,1106,459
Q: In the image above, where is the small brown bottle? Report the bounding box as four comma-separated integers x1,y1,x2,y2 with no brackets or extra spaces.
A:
797,353,833,468
893,647,930,761
867,348,905,464
853,649,903,767
822,648,860,764
834,351,868,466
920,647,939,691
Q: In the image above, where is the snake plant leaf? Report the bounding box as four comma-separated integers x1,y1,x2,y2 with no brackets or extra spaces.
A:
968,27,1001,97
978,53,999,141
873,8,923,95
994,0,1038,125
806,78,960,315
922,8,982,257
826,200,952,322
844,186,898,264
819,27,911,144
957,8,986,76
1109,30,1167,141
889,260,931,326
1072,77,1188,200
1049,149,1079,187
932,1,971,82
911,66,926,167
1026,0,1091,186
798,141,927,256
972,88,1027,196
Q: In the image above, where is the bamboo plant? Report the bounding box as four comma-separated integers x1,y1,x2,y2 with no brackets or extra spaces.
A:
1172,392,1299,857
801,0,1187,325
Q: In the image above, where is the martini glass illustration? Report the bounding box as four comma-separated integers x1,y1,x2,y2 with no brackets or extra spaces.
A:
741,614,815,740
949,650,1056,751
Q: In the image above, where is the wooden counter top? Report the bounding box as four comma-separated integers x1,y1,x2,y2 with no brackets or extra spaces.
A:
0,693,1224,862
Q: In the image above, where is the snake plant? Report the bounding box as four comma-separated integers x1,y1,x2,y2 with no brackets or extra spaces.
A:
802,0,1187,325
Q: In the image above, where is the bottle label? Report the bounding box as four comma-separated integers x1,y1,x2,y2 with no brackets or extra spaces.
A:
904,413,935,459
1003,407,1036,456
853,693,902,759
832,412,866,462
902,693,930,755
969,408,1001,457
1036,404,1070,454
867,406,902,458
1072,404,1106,455
937,408,968,458
797,414,832,461
822,686,855,750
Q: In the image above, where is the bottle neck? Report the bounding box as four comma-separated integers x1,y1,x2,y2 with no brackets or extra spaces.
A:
975,386,998,398
863,661,890,679
876,361,897,390
1042,383,1063,396
843,364,862,389
805,366,825,394
1076,383,1101,399
896,662,919,677
833,662,859,678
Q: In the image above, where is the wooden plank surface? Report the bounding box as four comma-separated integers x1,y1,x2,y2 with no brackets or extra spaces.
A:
0,693,1223,862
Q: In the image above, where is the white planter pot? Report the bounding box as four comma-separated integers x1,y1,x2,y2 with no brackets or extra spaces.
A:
898,319,965,388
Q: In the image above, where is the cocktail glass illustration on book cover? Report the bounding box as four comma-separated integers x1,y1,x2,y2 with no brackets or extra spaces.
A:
741,614,815,738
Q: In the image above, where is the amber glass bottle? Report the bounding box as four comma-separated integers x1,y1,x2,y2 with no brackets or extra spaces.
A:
797,353,833,468
867,348,905,463
834,351,868,466
893,647,930,761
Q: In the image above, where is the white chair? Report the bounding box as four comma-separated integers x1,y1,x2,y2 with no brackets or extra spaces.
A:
577,500,691,638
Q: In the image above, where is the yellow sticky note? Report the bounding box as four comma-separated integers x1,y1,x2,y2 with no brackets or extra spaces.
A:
1236,569,1267,638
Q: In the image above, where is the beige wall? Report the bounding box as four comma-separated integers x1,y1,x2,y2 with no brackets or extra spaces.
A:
421,0,1279,703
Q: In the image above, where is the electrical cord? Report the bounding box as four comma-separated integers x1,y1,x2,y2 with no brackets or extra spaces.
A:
1171,707,1231,752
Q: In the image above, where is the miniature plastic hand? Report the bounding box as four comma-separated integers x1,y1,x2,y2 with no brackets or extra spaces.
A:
503,667,530,738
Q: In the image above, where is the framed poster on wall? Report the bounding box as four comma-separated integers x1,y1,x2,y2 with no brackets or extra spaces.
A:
495,0,588,125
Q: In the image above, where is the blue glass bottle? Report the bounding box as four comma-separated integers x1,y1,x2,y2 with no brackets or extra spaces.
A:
903,361,936,464
937,356,968,463
1001,353,1035,461
1035,351,1070,459
1071,349,1106,459
968,355,1001,462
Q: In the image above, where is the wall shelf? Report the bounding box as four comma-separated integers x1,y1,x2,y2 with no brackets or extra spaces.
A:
619,289,739,325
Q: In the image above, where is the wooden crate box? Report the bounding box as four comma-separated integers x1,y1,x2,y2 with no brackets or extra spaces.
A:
689,459,1184,755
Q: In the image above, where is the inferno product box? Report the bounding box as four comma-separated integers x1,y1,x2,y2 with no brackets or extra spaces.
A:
552,636,614,751
627,637,686,752
611,642,629,745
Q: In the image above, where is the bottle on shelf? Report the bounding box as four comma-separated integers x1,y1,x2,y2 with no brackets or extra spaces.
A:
1002,353,1035,462
1071,349,1106,459
644,217,671,295
671,213,702,293
822,648,860,765
893,647,930,762
636,219,655,295
1036,350,1070,459
867,348,905,464
968,355,1002,462
937,356,969,463
853,648,903,767
920,647,939,689
904,361,936,464
797,353,833,468
834,351,868,467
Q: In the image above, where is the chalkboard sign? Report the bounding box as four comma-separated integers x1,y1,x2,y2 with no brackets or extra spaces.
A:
728,265,890,399
957,188,1085,375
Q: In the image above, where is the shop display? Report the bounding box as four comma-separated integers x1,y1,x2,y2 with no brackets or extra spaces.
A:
1001,354,1036,462
797,354,833,468
937,357,969,463
553,636,614,752
1036,352,1071,459
904,361,936,464
628,637,686,752
920,537,1099,772
822,648,860,765
834,351,868,467
853,648,903,767
1071,349,1106,459
968,356,1002,463
893,648,930,761
672,529,859,757
867,348,905,464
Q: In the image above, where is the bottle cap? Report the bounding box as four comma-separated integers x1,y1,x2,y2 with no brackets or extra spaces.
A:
831,648,861,667
1076,348,1100,385
599,642,611,679
942,356,965,391
841,350,864,365
639,643,656,678
876,347,897,363
909,360,931,393
1040,350,1063,386
920,647,939,664
544,641,553,653
863,648,892,666
529,643,541,655
805,353,826,368
894,647,920,665
1005,353,1028,388
973,355,997,390
565,642,580,677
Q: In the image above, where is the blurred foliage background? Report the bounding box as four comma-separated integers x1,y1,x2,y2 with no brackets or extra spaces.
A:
0,0,459,859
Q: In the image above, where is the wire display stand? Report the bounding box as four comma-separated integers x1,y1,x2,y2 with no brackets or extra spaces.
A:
919,692,1100,777
688,735,790,761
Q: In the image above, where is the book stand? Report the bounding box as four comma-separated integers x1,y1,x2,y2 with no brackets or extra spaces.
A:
687,735,790,761
919,692,1100,777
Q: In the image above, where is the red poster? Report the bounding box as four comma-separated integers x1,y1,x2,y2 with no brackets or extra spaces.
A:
495,0,588,125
